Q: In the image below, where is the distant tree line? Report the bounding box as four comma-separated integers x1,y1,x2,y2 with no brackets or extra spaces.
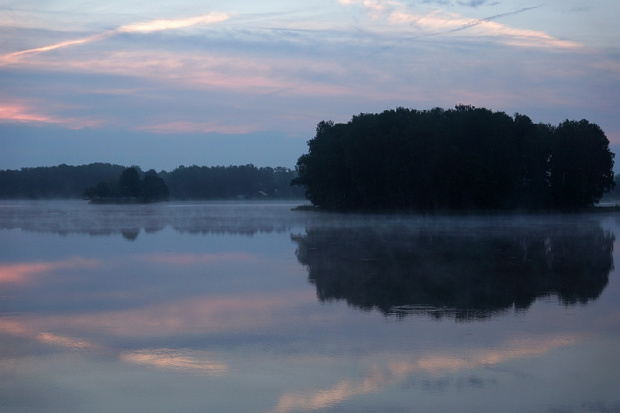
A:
160,164,303,199
292,106,616,211
0,163,126,199
0,163,304,200
83,166,169,203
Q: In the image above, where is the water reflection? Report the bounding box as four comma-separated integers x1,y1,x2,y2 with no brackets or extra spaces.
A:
119,349,229,374
273,335,577,413
0,200,313,239
0,316,230,375
0,258,100,286
292,220,614,320
1,202,619,413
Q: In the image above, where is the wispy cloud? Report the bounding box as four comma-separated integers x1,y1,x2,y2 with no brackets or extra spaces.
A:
388,7,581,49
335,1,580,50
458,0,497,7
0,102,103,129
0,12,230,66
0,0,613,158
25,49,353,102
117,12,229,34
138,121,260,135
3,33,111,62
0,103,59,124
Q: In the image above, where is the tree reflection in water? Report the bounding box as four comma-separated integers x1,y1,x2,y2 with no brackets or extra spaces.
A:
291,220,614,321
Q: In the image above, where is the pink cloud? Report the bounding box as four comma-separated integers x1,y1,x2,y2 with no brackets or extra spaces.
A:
137,121,260,135
0,103,102,129
0,104,59,123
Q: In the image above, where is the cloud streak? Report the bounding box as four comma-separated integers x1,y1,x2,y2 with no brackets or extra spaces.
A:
388,7,581,49
335,1,580,50
0,11,230,66
0,103,102,128
118,12,229,33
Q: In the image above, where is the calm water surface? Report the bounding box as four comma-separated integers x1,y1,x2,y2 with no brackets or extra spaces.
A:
1,200,619,413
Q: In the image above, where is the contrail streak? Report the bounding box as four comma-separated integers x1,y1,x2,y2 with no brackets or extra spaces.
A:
448,5,543,33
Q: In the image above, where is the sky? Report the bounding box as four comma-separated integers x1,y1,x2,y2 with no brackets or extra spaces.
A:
1,0,619,171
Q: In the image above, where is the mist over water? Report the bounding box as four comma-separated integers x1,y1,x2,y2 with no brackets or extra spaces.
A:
1,200,619,413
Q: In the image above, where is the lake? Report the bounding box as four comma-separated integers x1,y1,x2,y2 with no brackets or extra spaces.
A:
1,200,619,413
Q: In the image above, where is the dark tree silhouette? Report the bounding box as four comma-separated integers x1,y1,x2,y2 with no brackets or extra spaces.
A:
141,170,169,202
292,106,615,211
163,164,304,199
85,167,169,203
548,120,615,209
0,163,125,199
118,166,141,198
0,162,303,200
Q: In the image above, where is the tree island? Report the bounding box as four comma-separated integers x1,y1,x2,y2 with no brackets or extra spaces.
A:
292,106,615,212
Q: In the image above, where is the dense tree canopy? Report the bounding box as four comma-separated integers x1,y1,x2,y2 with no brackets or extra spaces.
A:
118,166,142,198
142,169,170,202
292,106,615,211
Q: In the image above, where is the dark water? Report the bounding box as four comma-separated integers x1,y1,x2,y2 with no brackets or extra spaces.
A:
1,200,619,413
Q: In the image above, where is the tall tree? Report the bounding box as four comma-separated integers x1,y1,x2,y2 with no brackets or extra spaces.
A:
292,121,351,210
118,166,141,198
549,120,615,209
142,169,169,202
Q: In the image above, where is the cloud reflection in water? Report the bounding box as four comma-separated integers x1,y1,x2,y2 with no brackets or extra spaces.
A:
120,349,229,374
273,335,578,413
1,202,618,412
0,258,99,285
